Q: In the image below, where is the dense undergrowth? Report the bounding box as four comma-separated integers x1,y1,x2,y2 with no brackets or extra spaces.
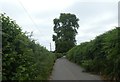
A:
67,27,120,80
1,14,56,80
55,53,65,59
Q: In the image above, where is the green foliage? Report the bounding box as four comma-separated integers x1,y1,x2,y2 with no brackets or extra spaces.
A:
67,27,120,80
1,13,56,80
53,13,79,53
55,53,65,59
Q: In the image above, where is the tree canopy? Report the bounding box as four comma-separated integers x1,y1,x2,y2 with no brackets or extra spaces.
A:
53,13,79,53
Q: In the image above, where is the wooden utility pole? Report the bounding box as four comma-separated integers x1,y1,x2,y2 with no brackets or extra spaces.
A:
50,43,52,51
118,1,120,27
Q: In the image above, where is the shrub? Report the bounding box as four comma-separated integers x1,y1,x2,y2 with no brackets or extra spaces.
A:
1,13,56,80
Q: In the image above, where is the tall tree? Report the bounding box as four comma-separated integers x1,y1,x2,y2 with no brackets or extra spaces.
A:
53,13,79,53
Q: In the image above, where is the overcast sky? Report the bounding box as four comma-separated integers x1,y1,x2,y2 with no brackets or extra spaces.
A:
0,0,119,51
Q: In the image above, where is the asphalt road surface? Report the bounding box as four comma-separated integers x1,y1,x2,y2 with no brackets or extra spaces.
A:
51,57,102,80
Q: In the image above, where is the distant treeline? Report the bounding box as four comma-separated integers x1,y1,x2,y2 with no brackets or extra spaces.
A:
1,14,56,80
67,27,120,80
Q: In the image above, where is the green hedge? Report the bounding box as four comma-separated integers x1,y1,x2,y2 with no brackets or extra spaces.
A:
55,53,65,59
67,27,120,80
1,14,56,80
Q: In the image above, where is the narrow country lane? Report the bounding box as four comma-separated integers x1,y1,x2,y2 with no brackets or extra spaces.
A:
51,57,102,80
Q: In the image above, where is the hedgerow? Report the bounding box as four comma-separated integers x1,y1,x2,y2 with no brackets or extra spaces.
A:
67,27,120,80
1,13,56,80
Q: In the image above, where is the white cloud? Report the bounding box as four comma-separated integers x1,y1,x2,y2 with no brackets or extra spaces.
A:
77,0,119,2
19,0,76,12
